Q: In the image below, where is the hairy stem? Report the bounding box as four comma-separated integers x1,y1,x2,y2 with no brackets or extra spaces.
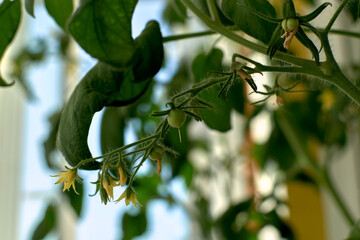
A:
163,31,216,43
324,0,351,33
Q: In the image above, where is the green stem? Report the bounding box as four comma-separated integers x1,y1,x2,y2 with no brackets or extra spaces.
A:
206,0,220,22
163,31,216,43
163,28,360,44
170,76,227,101
326,29,360,39
276,109,355,226
323,168,355,226
324,0,351,33
128,139,157,186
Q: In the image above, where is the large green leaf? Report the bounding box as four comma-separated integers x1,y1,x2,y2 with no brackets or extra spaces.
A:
31,204,56,240
68,0,138,68
132,21,164,82
57,63,149,170
220,0,277,44
45,0,73,30
0,0,21,87
100,107,125,154
57,21,164,170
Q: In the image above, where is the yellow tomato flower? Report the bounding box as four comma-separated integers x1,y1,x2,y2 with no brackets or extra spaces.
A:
116,187,142,207
52,169,79,194
102,177,118,199
118,166,127,187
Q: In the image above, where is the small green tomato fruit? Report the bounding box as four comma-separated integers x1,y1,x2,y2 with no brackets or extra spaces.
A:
281,18,299,32
167,108,186,128
149,147,164,161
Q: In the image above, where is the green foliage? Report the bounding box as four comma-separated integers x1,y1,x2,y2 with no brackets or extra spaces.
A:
57,19,163,170
68,0,138,68
43,111,61,170
162,0,187,25
44,0,73,30
121,211,147,240
192,48,244,131
57,63,149,170
31,204,56,240
220,0,277,44
64,182,84,217
347,220,360,240
0,0,21,87
100,107,125,154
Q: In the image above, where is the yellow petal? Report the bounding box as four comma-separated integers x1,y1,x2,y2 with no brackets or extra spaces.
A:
118,167,127,187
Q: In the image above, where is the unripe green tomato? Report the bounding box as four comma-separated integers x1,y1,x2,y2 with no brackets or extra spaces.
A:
167,108,186,128
281,18,299,32
149,147,164,161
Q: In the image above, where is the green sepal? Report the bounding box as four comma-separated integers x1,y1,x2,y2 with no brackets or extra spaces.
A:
298,2,331,22
267,24,283,59
150,109,171,117
218,73,234,98
295,27,319,64
183,110,202,121
300,21,323,51
243,76,257,92
282,0,297,18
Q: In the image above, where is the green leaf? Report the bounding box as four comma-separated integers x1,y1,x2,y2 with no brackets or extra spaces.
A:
68,0,138,68
122,211,147,240
44,0,73,30
192,48,232,132
343,0,360,21
132,175,161,205
132,21,164,82
63,182,84,217
25,0,35,17
58,20,163,170
217,198,253,239
162,0,187,25
193,0,233,25
0,0,21,87
100,107,125,154
57,63,151,170
220,0,277,44
31,204,56,240
347,220,360,240
43,111,61,170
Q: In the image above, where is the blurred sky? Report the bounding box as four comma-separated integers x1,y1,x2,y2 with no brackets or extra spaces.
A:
19,1,190,239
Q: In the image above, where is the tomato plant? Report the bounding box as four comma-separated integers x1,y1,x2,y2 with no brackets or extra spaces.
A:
2,0,360,239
